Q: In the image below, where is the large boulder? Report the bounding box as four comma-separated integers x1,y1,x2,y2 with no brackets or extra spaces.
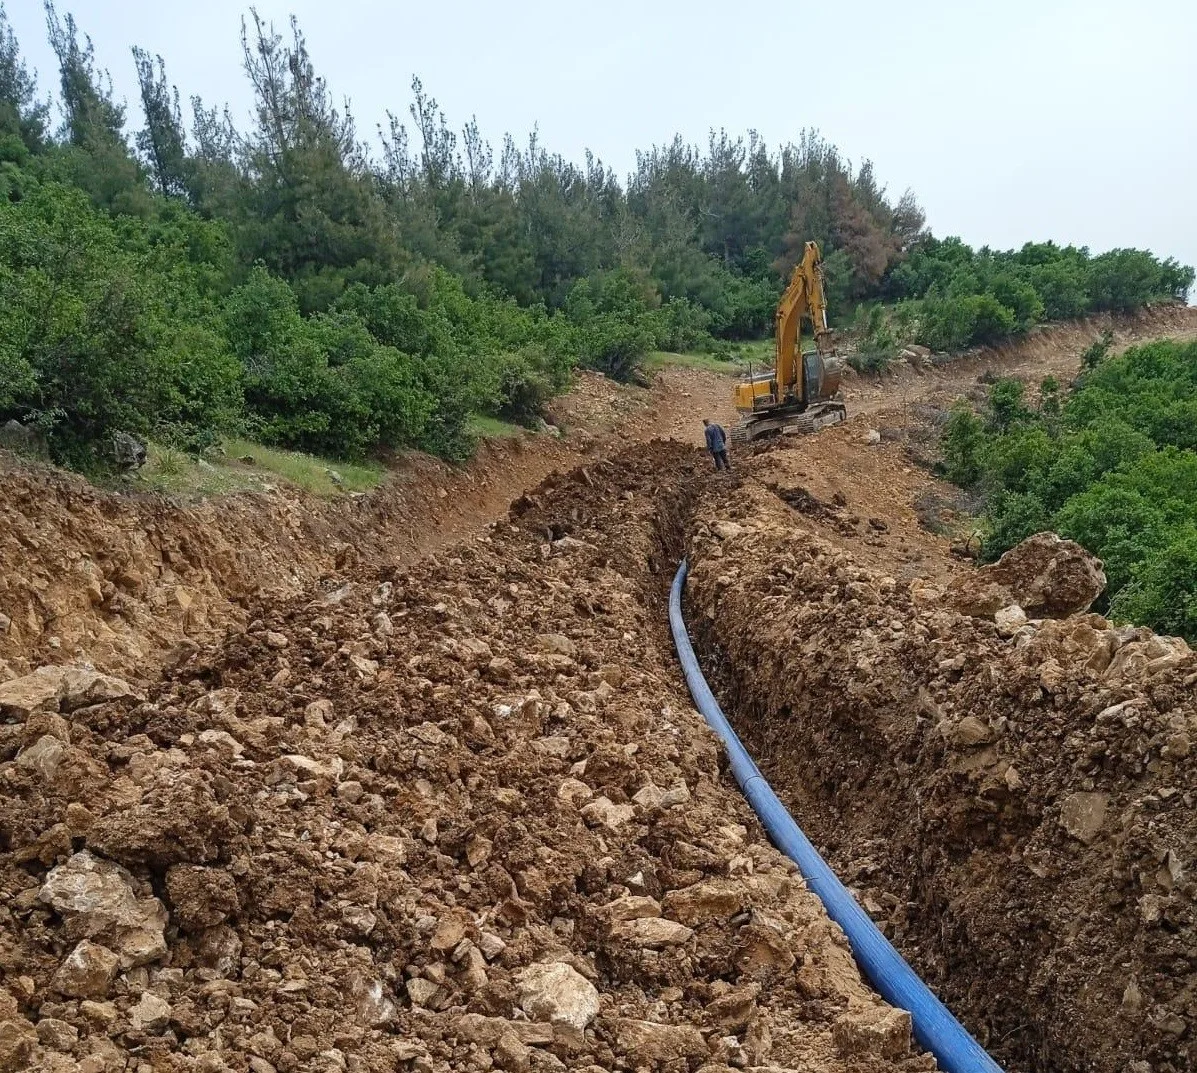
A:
947,532,1105,620
0,665,142,718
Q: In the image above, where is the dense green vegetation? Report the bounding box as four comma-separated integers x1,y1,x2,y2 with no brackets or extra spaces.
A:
941,337,1197,641
0,4,1191,470
851,238,1193,360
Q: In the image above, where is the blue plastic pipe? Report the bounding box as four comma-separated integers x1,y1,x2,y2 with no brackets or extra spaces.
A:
670,560,1003,1073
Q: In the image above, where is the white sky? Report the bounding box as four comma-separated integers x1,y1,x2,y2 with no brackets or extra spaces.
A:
7,0,1197,281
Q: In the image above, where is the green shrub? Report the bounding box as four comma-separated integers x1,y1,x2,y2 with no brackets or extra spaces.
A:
941,340,1197,639
916,293,1016,351
941,402,986,485
1080,330,1114,370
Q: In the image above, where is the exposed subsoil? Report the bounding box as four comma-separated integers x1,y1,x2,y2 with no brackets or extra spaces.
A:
685,435,1195,1073
1,444,933,1073
0,368,734,684
4,305,1197,1073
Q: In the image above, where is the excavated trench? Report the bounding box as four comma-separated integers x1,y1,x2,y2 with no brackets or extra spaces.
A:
3,435,1193,1073
0,442,945,1073
680,480,1196,1073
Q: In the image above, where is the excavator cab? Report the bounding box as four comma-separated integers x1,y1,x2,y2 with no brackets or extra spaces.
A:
732,241,847,443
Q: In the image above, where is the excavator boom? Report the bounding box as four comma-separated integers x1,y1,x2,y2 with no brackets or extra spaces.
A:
733,240,846,442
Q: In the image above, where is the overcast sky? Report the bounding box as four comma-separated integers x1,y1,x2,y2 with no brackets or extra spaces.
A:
8,0,1196,281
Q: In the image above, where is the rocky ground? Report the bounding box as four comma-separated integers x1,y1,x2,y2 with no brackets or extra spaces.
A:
685,447,1195,1073
4,307,1197,1073
0,445,932,1073
0,368,735,684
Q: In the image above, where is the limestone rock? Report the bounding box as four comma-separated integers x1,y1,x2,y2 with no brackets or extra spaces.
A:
1106,634,1191,681
832,1007,912,1059
430,917,467,953
495,1031,531,1073
711,520,745,541
994,604,1027,638
706,983,760,1031
0,999,36,1072
52,940,119,999
128,992,171,1033
580,796,635,829
663,880,746,925
406,978,439,1008
515,962,600,1033
1060,791,1109,845
615,1019,708,1063
454,1015,553,1047
602,894,662,921
536,633,577,657
610,917,694,949
0,667,67,715
949,532,1105,620
939,715,994,748
39,851,168,968
36,1017,78,1051
348,973,396,1026
16,734,66,780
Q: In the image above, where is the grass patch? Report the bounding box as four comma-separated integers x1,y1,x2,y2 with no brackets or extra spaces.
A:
645,351,751,375
467,414,527,440
133,438,384,498
224,437,383,494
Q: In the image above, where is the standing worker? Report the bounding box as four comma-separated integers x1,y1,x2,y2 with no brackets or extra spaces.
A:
703,418,732,472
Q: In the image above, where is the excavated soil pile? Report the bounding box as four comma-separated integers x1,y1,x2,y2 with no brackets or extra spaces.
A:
0,443,931,1073
686,484,1196,1073
0,367,734,684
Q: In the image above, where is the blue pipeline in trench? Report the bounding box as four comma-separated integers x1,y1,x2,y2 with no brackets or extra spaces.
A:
669,559,1003,1073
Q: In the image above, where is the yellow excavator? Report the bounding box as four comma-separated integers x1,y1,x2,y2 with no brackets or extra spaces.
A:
732,240,846,443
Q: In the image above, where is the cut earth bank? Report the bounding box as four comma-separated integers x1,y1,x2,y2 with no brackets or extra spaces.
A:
686,427,1195,1073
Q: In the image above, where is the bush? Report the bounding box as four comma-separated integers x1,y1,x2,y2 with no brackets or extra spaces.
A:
578,314,654,380
0,180,210,465
488,348,558,425
987,379,1032,431
941,402,985,485
983,489,1050,557
941,340,1197,640
1112,527,1197,639
1080,330,1114,369
916,293,1016,351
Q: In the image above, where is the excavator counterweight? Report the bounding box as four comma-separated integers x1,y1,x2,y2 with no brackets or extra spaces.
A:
732,240,847,443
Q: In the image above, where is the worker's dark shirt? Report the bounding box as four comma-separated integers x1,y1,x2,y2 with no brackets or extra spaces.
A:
704,424,727,453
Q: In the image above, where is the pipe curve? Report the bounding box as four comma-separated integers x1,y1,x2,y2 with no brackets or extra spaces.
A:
670,559,1003,1073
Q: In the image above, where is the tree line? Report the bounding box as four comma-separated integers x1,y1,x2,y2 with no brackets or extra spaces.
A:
0,4,1190,468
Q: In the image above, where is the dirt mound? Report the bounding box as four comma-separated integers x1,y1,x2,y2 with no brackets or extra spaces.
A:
0,444,928,1073
0,367,736,686
686,485,1195,1073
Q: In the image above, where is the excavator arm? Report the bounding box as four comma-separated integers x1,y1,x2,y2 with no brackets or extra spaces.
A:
774,240,833,404
731,239,845,441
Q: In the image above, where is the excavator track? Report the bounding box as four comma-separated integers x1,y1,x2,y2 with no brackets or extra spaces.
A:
732,400,847,444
